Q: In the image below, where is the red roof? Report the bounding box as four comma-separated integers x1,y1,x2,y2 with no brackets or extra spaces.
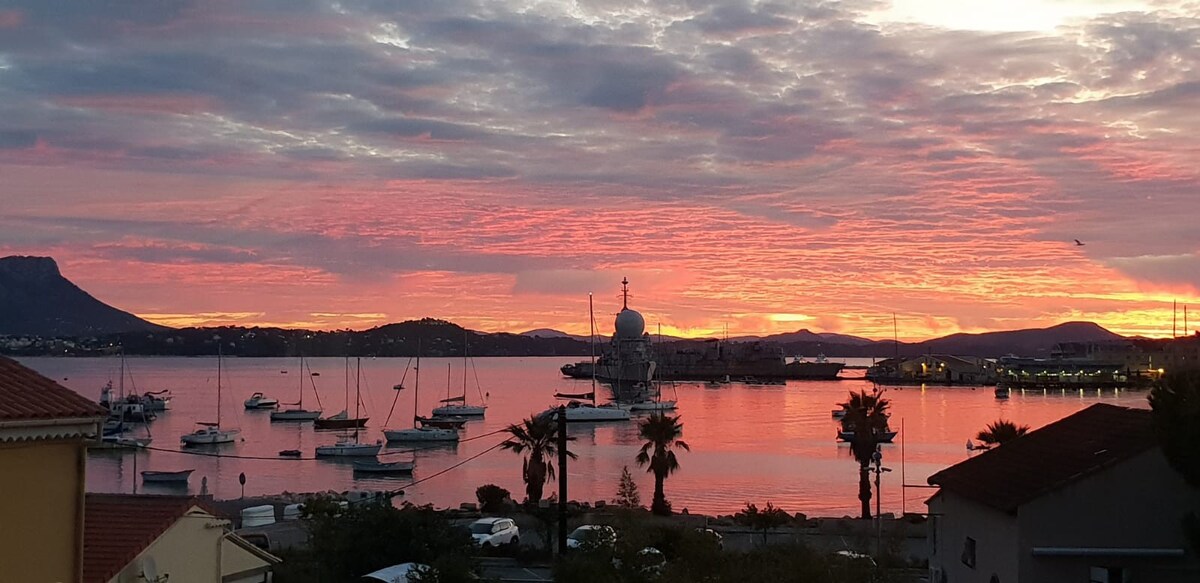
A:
928,403,1157,513
83,494,211,583
0,356,108,421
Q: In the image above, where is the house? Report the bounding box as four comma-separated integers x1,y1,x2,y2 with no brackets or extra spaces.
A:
927,403,1200,583
84,493,279,583
0,355,108,582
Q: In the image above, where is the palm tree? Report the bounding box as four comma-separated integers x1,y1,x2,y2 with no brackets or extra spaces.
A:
838,389,891,519
635,413,690,516
501,415,575,503
976,419,1030,446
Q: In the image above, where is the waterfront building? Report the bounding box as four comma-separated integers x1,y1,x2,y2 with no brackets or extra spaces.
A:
0,356,107,582
927,404,1200,583
84,494,279,583
867,354,997,385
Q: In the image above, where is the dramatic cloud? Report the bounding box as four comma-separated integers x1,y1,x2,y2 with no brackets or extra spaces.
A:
0,0,1197,338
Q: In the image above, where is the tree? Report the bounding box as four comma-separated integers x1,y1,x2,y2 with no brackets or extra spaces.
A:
635,414,690,516
501,415,575,503
1150,368,1200,488
975,419,1030,446
838,389,891,519
735,502,792,547
1149,368,1200,554
475,484,512,512
615,466,642,508
301,497,475,582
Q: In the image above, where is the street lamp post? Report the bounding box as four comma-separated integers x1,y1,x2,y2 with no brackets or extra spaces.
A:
872,446,892,558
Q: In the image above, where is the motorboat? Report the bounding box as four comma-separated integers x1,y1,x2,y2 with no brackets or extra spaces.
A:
141,390,173,411
831,408,848,419
182,422,239,445
141,469,194,484
353,460,415,474
278,449,302,457
244,392,279,410
315,437,383,457
995,387,1011,399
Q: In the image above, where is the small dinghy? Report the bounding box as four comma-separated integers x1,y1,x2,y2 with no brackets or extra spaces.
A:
141,469,194,484
353,460,415,474
278,449,302,457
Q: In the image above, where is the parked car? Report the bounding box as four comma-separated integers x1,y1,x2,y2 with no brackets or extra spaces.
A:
566,524,617,550
697,528,724,550
468,517,520,548
362,563,432,582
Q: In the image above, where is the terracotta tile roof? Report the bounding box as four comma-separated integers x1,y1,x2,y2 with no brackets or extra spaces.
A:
83,494,212,583
928,403,1157,514
0,356,108,421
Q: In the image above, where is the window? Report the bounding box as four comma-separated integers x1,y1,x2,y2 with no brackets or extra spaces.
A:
961,536,976,569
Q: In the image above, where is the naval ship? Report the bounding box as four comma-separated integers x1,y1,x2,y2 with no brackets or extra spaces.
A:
563,281,844,383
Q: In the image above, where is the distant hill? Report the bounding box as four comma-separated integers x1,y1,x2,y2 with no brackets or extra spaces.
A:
905,321,1123,357
521,328,591,341
733,328,876,346
0,256,167,337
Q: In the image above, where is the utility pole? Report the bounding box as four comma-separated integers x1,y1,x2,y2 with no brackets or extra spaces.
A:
557,405,568,556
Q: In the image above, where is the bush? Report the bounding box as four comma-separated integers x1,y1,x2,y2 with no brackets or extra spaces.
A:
475,484,512,512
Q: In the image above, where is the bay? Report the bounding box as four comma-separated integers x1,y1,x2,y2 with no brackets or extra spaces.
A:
18,356,1149,517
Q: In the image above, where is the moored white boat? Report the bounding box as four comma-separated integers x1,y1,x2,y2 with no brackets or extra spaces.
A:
315,437,383,457
244,392,279,409
182,422,240,445
385,427,460,442
431,403,487,417
543,400,631,421
622,400,677,412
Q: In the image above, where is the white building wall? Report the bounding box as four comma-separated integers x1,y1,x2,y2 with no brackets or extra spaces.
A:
928,492,1019,583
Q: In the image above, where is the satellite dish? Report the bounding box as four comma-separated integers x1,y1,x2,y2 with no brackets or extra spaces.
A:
142,556,159,582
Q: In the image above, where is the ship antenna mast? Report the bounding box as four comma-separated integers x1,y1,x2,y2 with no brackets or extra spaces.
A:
621,277,629,310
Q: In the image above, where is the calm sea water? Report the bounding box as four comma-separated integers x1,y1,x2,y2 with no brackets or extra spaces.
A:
18,356,1149,516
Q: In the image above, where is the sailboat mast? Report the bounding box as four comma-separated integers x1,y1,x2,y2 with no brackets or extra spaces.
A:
893,313,899,358
414,340,421,428
590,292,597,407
354,357,361,441
119,349,126,399
217,343,223,427
298,355,304,408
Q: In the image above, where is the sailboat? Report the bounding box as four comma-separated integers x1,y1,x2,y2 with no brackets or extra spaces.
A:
384,345,461,442
431,334,487,417
544,293,630,422
316,358,382,457
181,346,240,446
101,351,153,423
315,357,369,430
270,356,323,421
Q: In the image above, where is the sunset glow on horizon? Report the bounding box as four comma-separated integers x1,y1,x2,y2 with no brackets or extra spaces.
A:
1,1,1197,341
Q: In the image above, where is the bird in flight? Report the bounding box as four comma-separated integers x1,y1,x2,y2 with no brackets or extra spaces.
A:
1074,239,1085,246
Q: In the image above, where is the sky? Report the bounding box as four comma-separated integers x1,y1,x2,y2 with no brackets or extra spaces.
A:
1,0,1198,340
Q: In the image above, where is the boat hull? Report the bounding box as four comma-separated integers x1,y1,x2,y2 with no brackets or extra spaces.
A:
314,417,368,430
384,428,460,442
542,404,631,421
431,404,486,417
270,409,322,421
837,430,897,443
353,460,415,474
181,428,240,445
315,443,382,457
623,400,676,412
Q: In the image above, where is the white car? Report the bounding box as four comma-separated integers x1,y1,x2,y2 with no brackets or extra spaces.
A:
468,517,519,548
362,563,432,582
566,525,617,549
